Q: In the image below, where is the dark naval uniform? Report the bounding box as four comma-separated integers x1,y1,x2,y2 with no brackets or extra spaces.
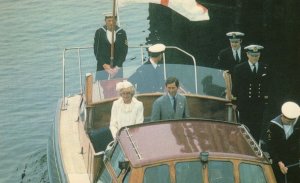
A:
128,60,165,93
232,61,269,141
217,47,247,73
94,25,128,78
215,31,246,74
267,116,300,183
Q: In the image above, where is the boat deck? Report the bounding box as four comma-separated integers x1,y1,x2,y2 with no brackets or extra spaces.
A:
60,95,90,183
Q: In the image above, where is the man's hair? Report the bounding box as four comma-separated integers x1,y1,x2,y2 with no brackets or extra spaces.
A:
165,77,179,87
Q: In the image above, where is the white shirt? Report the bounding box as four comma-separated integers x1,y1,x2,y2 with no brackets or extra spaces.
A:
232,48,241,61
106,30,116,44
248,61,258,72
283,117,298,139
168,93,177,107
283,124,294,139
110,97,144,138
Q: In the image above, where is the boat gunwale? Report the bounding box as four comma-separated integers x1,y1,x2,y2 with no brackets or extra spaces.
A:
85,92,231,107
47,98,68,183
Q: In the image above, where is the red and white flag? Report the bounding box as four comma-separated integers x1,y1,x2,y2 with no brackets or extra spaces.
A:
117,0,209,21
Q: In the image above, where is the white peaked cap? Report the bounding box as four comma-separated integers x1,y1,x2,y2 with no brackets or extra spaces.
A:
103,12,113,17
148,43,166,53
281,101,300,119
116,80,133,92
244,45,264,55
103,12,117,19
226,32,245,39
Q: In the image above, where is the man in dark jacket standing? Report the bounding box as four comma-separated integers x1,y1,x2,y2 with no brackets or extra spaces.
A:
216,31,247,74
94,12,128,79
128,43,166,93
232,44,269,142
267,101,300,183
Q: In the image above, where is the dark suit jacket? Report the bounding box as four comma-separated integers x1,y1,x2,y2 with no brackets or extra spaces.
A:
151,94,190,121
216,47,247,74
128,61,165,93
94,25,128,71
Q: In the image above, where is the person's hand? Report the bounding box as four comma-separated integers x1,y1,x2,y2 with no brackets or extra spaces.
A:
105,68,114,75
110,67,119,78
103,64,111,70
278,161,288,174
103,64,114,75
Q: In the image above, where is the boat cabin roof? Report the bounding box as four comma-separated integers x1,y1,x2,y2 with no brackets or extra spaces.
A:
117,120,265,168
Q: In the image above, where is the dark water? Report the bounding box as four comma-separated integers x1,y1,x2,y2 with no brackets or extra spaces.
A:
0,0,149,182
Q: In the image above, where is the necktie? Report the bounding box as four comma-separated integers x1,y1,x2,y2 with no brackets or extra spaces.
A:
252,64,256,73
235,50,240,62
173,96,176,111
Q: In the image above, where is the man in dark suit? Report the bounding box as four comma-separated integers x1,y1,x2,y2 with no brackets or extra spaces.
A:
216,32,247,74
232,44,269,142
94,12,128,79
267,101,300,183
151,77,190,121
128,43,165,93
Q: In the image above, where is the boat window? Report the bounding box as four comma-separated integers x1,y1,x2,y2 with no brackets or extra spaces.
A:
143,164,170,183
97,167,112,183
110,144,126,176
239,163,267,183
164,64,226,98
208,161,234,183
175,161,203,183
122,169,131,183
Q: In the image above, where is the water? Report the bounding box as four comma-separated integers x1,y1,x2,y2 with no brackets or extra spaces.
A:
1,0,298,182
0,0,149,182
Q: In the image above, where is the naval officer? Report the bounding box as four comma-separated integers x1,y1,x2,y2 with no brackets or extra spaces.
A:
232,44,270,142
128,43,166,93
216,31,247,74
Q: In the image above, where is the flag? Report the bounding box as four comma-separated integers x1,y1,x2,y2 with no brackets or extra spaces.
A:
117,0,209,21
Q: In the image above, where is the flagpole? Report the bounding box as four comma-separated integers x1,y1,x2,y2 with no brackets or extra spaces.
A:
110,0,116,69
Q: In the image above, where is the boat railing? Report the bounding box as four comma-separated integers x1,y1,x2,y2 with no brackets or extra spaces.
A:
238,125,264,158
61,45,199,109
62,46,93,109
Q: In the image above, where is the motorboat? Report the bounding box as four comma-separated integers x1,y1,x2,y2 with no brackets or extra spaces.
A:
47,45,276,182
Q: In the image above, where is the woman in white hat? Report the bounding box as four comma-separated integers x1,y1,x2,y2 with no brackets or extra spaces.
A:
109,81,144,138
267,101,300,183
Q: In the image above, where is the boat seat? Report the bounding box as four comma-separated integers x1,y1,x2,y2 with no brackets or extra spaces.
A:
89,127,113,153
143,116,151,123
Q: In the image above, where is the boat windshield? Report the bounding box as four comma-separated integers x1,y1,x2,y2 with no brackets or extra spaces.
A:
208,161,234,183
143,160,233,183
61,46,229,104
92,63,226,101
141,160,267,183
239,163,267,183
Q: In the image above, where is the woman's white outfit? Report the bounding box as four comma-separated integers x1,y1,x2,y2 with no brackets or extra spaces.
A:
110,97,144,138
